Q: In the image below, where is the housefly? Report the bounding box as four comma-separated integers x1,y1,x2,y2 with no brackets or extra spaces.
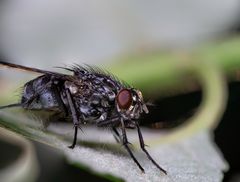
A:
0,61,167,174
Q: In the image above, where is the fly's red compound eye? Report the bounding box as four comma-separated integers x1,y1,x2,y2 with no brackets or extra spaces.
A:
117,89,133,110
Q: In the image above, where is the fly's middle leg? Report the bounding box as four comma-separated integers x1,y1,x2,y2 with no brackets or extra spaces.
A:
65,88,81,149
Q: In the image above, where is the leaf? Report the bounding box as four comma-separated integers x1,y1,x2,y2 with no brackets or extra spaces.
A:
0,109,228,182
60,126,228,182
0,127,39,182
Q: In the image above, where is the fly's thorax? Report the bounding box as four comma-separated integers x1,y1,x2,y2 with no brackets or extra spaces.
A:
64,81,78,94
64,80,91,96
64,77,119,123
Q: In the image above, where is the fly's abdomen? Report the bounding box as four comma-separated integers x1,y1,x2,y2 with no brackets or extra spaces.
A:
21,75,60,110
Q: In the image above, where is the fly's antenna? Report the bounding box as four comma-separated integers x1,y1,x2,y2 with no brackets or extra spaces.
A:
0,61,57,75
0,103,22,110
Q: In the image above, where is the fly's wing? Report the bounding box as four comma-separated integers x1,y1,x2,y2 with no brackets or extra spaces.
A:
0,61,59,75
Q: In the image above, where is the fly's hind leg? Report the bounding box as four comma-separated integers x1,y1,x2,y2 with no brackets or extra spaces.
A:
0,103,22,110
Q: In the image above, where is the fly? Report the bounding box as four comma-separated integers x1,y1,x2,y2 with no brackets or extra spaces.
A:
0,61,167,174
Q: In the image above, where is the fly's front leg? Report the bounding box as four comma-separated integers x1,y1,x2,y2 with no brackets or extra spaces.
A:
65,88,80,149
136,123,167,175
97,117,120,127
97,118,122,142
120,119,145,173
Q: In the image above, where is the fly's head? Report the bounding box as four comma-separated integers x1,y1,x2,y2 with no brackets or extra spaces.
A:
116,88,149,122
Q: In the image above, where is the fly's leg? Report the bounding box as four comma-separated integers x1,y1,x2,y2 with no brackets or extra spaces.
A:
0,103,22,110
65,88,80,149
120,120,145,173
136,123,167,175
70,127,78,149
112,127,121,143
97,117,119,127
